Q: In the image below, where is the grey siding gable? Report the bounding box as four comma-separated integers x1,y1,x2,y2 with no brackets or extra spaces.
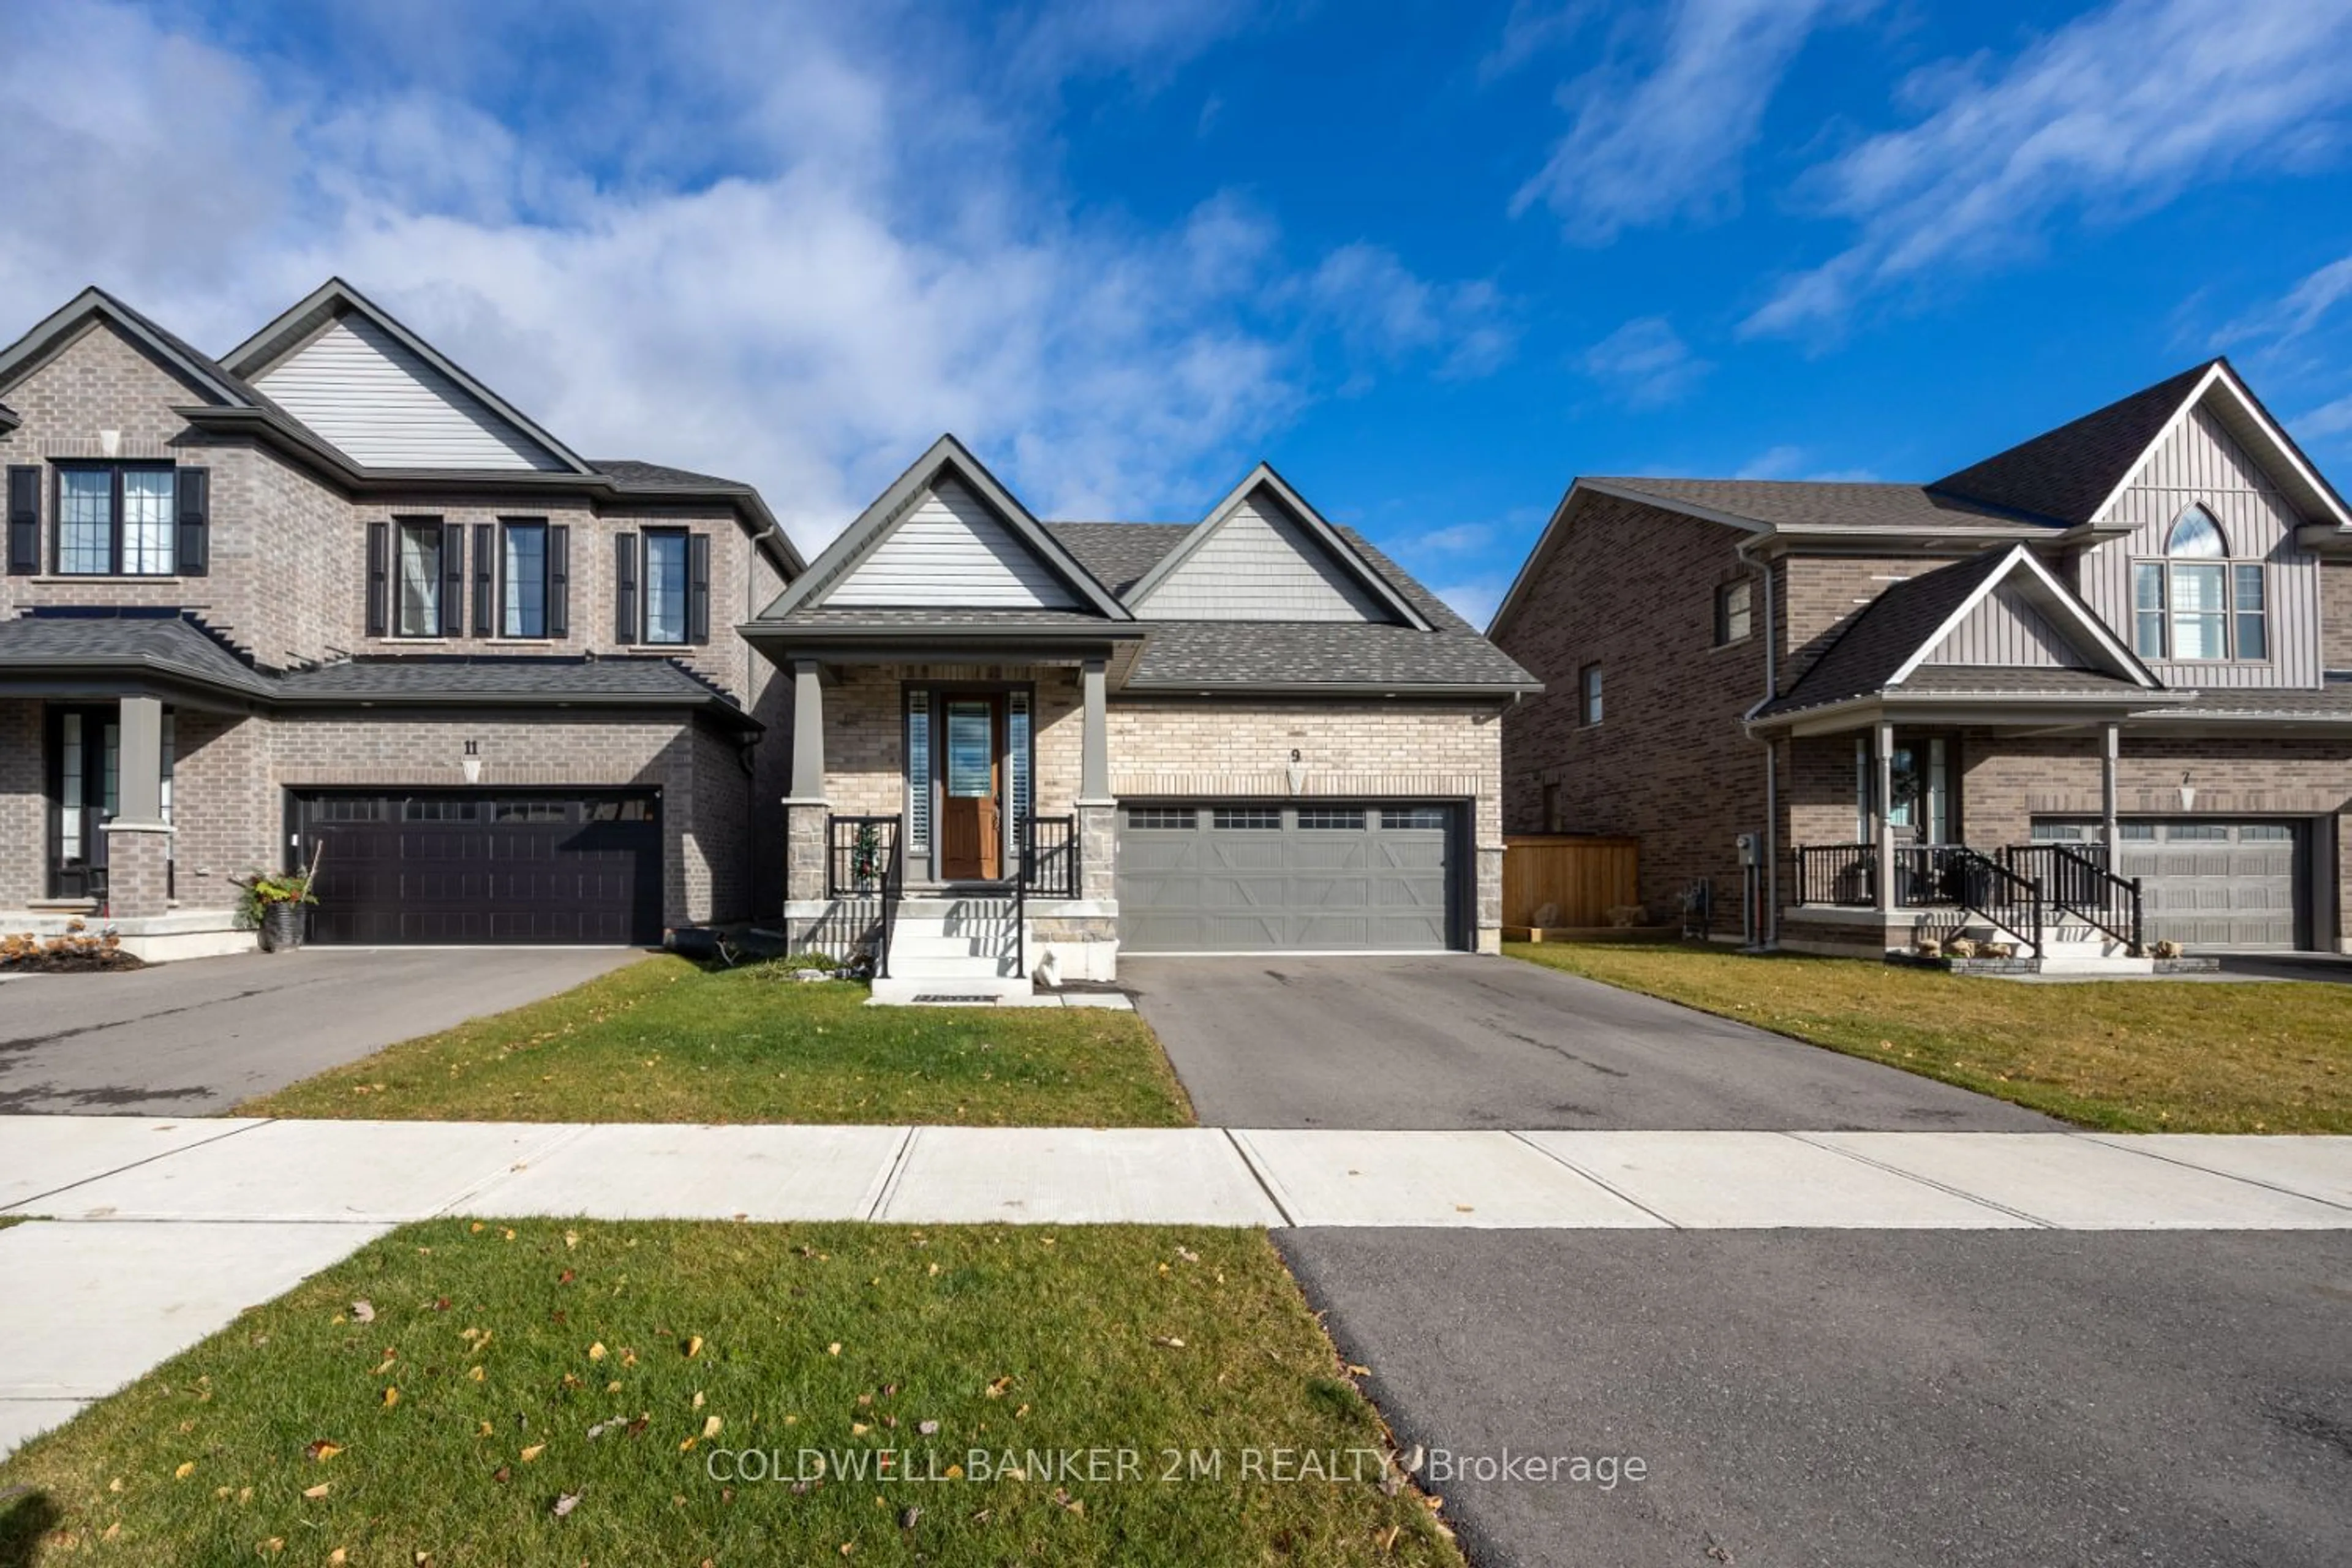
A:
2079,402,2321,688
827,475,1081,608
252,314,568,471
1922,582,2091,668
1131,491,1390,622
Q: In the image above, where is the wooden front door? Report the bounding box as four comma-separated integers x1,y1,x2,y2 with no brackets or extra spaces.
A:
938,696,1003,881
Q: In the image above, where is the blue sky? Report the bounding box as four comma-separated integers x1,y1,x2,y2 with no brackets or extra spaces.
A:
7,1,2352,623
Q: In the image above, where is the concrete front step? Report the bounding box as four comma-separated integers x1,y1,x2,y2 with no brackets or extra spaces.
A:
891,933,1015,960
869,975,1035,1005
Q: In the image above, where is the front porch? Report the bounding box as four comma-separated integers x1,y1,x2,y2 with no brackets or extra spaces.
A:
764,644,1133,998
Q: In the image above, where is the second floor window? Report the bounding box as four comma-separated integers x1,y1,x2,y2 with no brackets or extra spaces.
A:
643,530,689,644
1714,579,1752,645
1580,663,1604,726
56,464,175,576
396,519,445,637
502,521,548,638
2132,504,2266,662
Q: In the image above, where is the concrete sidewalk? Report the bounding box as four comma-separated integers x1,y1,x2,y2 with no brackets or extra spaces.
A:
7,1116,2350,1230
1,1115,2347,1460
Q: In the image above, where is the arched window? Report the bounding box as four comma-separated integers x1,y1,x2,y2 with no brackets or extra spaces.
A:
2133,503,2264,662
2166,505,2225,557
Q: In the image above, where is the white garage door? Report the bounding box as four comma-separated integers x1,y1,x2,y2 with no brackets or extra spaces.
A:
1117,802,1460,953
2035,819,2305,950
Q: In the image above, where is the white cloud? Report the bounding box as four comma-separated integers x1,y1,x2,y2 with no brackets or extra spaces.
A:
1512,0,1859,241
1733,444,1877,481
1478,1,1594,84
2218,253,2352,347
1580,315,1709,407
2293,391,2352,443
1745,0,2352,338
0,0,1501,549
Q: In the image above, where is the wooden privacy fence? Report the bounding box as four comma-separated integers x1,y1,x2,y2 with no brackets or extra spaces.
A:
1501,835,1641,930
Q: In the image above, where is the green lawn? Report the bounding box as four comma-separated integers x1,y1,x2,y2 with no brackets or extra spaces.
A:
1509,941,2352,1133
239,957,1193,1128
0,1221,1457,1567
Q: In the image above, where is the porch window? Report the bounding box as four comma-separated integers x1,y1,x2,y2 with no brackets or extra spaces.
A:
905,691,932,855
642,530,689,644
1580,663,1603,726
2130,504,2265,662
1856,735,1950,843
501,521,549,638
1008,690,1031,855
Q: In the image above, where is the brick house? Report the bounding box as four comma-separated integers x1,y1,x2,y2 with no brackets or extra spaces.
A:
1492,360,2352,959
744,435,1536,1000
0,282,802,959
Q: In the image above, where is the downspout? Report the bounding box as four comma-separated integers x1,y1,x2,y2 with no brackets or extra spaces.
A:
1736,540,1779,947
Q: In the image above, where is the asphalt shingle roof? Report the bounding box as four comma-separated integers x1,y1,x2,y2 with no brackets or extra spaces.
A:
273,656,737,707
1757,551,2016,717
1589,478,2057,532
1042,522,1193,594
1895,666,2152,699
0,610,271,694
1931,361,2215,527
592,459,756,491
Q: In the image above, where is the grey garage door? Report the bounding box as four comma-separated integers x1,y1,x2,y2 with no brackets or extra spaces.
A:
2036,818,2305,950
1115,802,1458,953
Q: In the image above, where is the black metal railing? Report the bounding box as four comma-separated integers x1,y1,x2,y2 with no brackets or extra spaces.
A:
1896,844,2043,957
1791,843,1875,908
1022,815,1079,899
827,814,903,978
1013,813,1080,982
2003,843,2143,952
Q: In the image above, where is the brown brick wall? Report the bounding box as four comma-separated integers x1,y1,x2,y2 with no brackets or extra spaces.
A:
1495,492,1769,912
2322,560,2352,673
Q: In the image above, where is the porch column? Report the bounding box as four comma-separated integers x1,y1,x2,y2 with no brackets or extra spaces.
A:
783,660,831,908
102,695,173,919
1873,720,1896,914
2100,722,2120,859
1076,658,1117,903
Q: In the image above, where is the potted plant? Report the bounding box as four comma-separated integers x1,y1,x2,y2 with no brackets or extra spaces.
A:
236,857,321,953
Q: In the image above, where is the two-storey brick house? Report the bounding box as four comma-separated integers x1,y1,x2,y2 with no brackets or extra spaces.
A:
0,281,803,958
1493,360,2352,958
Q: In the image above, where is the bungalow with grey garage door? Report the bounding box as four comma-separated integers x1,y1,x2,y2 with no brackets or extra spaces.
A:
741,435,1536,1001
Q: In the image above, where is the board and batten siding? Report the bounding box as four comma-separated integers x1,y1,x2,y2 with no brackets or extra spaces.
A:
252,314,567,472
1922,583,2090,668
827,477,1079,608
1133,491,1389,622
2077,402,2320,689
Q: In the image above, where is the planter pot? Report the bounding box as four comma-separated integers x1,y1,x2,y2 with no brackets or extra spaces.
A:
261,903,307,952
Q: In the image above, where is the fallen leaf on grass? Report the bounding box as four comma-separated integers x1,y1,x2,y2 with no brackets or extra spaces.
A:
917,1420,940,1436
519,1444,546,1463
588,1342,607,1362
552,1491,581,1519
303,1483,330,1500
1151,1336,1186,1349
491,1467,511,1485
305,1441,343,1462
1052,1487,1085,1515
380,1387,400,1408
350,1300,375,1324
827,1342,842,1357
685,1336,704,1359
702,1415,723,1439
984,1376,1012,1398
173,1461,195,1480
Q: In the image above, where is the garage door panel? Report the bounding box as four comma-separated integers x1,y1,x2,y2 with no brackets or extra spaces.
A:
2052,818,2304,951
298,790,660,947
1117,802,1460,953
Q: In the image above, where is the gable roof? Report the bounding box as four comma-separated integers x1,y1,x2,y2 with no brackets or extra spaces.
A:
0,287,268,410
0,608,274,698
1123,464,1433,630
223,278,592,475
1754,545,2158,722
1932,361,2215,526
760,434,1132,621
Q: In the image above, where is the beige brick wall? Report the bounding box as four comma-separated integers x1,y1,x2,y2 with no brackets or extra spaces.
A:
0,700,42,907
0,319,782,704
817,663,1085,820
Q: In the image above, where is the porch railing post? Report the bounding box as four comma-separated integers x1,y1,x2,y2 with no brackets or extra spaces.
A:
1873,722,1896,916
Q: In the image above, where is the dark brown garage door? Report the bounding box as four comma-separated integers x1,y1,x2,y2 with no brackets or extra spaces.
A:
292,790,662,946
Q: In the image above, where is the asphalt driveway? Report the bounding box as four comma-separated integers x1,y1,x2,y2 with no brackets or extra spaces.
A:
1122,953,2053,1129
0,948,644,1115
1281,1228,2352,1568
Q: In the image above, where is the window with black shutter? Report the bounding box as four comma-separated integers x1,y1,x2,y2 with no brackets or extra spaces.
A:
6,466,38,575
548,524,570,638
614,532,638,644
175,467,209,576
440,521,465,636
688,532,711,644
473,522,495,636
366,521,389,635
